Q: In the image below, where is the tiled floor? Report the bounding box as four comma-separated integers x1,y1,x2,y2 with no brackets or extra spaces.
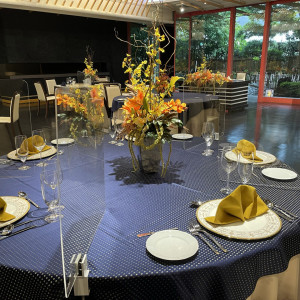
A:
1,96,299,173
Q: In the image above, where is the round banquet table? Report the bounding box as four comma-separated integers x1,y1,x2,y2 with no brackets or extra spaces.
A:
0,136,300,299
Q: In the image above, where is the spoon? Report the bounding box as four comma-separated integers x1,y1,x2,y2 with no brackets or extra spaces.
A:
263,199,293,222
190,200,202,207
263,199,297,219
191,220,228,253
18,191,40,208
188,220,220,255
0,217,45,236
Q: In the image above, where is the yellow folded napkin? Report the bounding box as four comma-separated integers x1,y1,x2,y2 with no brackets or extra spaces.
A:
233,139,263,162
205,185,269,225
0,197,15,222
20,136,51,155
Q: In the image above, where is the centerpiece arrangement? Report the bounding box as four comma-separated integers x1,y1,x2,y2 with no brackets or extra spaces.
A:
119,26,187,177
184,58,231,94
83,46,98,84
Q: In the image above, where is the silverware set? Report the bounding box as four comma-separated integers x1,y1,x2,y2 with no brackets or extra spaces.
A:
263,199,298,222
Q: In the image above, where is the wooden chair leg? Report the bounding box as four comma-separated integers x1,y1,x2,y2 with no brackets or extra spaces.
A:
5,123,14,148
17,120,23,135
45,101,48,118
37,100,40,116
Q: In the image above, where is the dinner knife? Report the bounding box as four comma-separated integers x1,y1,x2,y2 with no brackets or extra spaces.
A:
137,227,178,237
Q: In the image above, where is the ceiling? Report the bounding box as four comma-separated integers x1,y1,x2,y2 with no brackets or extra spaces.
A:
0,0,276,24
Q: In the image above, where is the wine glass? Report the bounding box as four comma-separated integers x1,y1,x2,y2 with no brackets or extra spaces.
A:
32,129,46,167
202,121,214,156
238,152,254,184
220,145,238,194
40,170,63,223
15,135,30,170
115,118,124,146
108,117,117,144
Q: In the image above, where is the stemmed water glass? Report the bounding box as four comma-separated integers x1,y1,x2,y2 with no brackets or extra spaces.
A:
108,117,117,144
220,145,238,194
32,129,46,167
15,135,30,170
238,152,254,184
40,170,63,223
202,121,215,156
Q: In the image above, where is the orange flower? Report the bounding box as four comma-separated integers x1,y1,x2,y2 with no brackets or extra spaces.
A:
122,90,144,113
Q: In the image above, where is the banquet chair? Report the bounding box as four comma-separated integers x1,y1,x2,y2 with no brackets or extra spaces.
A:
236,72,246,81
45,79,56,96
103,83,122,125
34,82,55,118
0,92,23,147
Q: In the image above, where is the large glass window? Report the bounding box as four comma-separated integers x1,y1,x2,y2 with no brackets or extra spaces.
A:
266,2,300,98
233,5,265,92
191,11,230,73
175,18,190,76
130,23,149,66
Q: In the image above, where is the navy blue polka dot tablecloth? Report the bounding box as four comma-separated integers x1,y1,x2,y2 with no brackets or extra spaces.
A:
0,137,300,300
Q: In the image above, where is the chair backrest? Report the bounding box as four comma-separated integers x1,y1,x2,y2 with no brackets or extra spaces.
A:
77,71,85,83
236,72,246,81
104,84,122,108
10,92,21,123
34,82,47,101
45,79,56,95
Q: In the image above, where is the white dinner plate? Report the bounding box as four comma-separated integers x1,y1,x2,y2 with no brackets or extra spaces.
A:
7,146,57,161
262,168,298,180
172,133,193,140
196,199,282,240
51,138,75,145
225,150,276,165
0,196,30,228
146,230,198,261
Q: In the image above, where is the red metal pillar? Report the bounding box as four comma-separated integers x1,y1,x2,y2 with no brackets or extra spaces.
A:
227,8,236,77
258,2,271,102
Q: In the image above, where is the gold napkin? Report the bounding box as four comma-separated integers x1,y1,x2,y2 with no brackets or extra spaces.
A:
205,185,269,225
20,136,51,155
0,197,15,222
233,139,263,162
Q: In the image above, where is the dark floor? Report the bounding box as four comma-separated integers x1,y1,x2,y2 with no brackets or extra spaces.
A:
1,96,299,174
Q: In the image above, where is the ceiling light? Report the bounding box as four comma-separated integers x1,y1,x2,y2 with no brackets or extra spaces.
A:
180,5,185,13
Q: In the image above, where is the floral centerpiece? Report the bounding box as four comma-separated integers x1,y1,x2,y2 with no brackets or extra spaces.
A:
185,58,231,93
120,26,187,177
56,85,105,144
155,72,175,96
83,46,98,82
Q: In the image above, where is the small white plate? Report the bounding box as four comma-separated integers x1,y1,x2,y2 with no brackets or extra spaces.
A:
225,150,276,165
172,133,193,140
196,199,282,240
262,168,298,180
146,230,198,261
7,146,57,161
51,138,75,145
0,196,30,228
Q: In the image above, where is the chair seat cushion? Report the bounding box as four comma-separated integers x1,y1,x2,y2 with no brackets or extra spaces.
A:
0,117,11,123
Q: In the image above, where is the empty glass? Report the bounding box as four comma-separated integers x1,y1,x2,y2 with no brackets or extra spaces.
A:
202,121,215,156
238,152,254,184
40,170,62,223
32,129,46,167
15,135,30,170
220,145,237,194
108,117,117,144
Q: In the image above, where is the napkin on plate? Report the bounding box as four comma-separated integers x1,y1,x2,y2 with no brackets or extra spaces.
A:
20,136,51,155
233,139,263,162
205,185,269,225
0,197,15,222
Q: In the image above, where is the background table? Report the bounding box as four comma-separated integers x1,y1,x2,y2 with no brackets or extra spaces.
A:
1,137,300,299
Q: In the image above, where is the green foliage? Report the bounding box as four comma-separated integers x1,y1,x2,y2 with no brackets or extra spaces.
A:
275,81,300,97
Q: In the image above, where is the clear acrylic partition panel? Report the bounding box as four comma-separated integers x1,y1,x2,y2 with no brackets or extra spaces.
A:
55,84,106,297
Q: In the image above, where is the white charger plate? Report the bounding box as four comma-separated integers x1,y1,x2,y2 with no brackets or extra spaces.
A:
146,230,198,260
51,138,75,145
7,146,57,161
262,168,298,180
0,196,30,228
172,133,193,140
196,199,281,240
225,150,276,165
